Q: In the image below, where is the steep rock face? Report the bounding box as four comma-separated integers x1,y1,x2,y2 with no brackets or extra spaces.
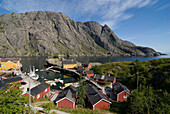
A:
0,11,160,57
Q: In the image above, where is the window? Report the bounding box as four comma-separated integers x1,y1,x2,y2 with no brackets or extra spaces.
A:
123,96,127,98
45,88,47,92
37,94,40,99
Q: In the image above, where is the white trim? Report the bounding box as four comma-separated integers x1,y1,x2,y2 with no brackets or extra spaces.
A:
93,99,111,107
123,95,127,98
117,90,130,101
45,88,47,92
37,94,40,99
117,91,124,101
55,97,74,104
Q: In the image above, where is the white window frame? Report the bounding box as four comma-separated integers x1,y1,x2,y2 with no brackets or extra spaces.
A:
37,94,40,99
123,95,127,98
45,88,47,92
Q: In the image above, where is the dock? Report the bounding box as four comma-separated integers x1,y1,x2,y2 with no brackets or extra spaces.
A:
20,73,40,94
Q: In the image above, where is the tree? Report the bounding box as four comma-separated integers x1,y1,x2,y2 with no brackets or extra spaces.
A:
0,83,28,113
134,59,145,88
127,85,157,114
92,65,103,74
42,103,54,113
76,75,87,108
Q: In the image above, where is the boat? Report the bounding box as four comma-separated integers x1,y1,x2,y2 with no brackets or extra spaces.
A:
28,66,39,80
54,78,64,84
52,70,60,73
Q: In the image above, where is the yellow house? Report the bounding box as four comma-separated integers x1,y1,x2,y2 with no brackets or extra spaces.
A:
62,60,77,69
0,58,22,72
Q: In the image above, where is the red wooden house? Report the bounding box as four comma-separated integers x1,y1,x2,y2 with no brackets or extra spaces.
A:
112,82,130,101
85,70,94,77
0,76,23,91
24,83,50,102
93,74,116,84
55,85,77,108
86,84,111,110
82,63,92,68
77,68,86,74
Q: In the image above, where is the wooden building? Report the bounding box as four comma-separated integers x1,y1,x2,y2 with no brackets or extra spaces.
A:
0,76,23,90
112,82,130,101
0,58,22,72
86,84,111,110
93,74,116,84
62,60,77,69
55,85,77,108
24,83,50,102
82,63,92,68
85,70,94,77
77,68,86,74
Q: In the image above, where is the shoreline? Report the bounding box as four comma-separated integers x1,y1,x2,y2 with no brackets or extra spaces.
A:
0,52,168,58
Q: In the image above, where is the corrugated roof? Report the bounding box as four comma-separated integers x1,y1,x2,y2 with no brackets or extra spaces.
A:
86,84,111,105
31,83,50,96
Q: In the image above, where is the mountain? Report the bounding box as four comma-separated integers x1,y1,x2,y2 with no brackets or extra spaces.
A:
0,11,160,57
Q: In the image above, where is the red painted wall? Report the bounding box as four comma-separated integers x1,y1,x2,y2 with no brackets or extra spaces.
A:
94,100,110,110
117,91,129,101
94,79,105,84
35,86,50,101
87,73,94,77
10,80,22,84
113,78,116,83
57,98,74,108
88,63,92,68
94,78,115,84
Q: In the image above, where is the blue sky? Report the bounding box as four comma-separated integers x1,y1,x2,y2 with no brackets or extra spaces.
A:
0,0,169,53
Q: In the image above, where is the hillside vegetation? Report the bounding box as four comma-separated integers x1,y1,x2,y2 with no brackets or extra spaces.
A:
92,58,170,113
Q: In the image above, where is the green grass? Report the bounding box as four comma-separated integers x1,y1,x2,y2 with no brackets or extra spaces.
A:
39,102,113,114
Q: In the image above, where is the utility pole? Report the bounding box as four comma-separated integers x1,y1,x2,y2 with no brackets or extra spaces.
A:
29,66,31,107
137,70,139,89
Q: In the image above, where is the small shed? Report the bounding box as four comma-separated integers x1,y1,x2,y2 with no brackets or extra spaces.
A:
55,85,77,108
112,82,130,101
93,74,116,84
85,70,94,77
82,63,92,68
0,76,23,90
86,84,111,110
62,60,77,69
29,83,50,101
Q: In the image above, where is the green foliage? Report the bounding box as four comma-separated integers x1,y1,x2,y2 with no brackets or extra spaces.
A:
126,85,170,114
91,58,170,92
53,53,59,58
42,103,55,113
92,65,103,74
54,107,110,114
0,83,28,113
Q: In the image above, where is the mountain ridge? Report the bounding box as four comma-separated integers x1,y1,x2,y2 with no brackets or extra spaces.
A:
0,11,160,57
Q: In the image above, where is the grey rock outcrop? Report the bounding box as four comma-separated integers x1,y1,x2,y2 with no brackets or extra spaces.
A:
0,11,160,57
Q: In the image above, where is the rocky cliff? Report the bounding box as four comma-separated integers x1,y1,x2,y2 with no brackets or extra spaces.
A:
0,11,160,57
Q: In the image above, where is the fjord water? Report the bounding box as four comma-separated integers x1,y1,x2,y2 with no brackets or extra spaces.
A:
20,53,170,72
19,54,169,90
